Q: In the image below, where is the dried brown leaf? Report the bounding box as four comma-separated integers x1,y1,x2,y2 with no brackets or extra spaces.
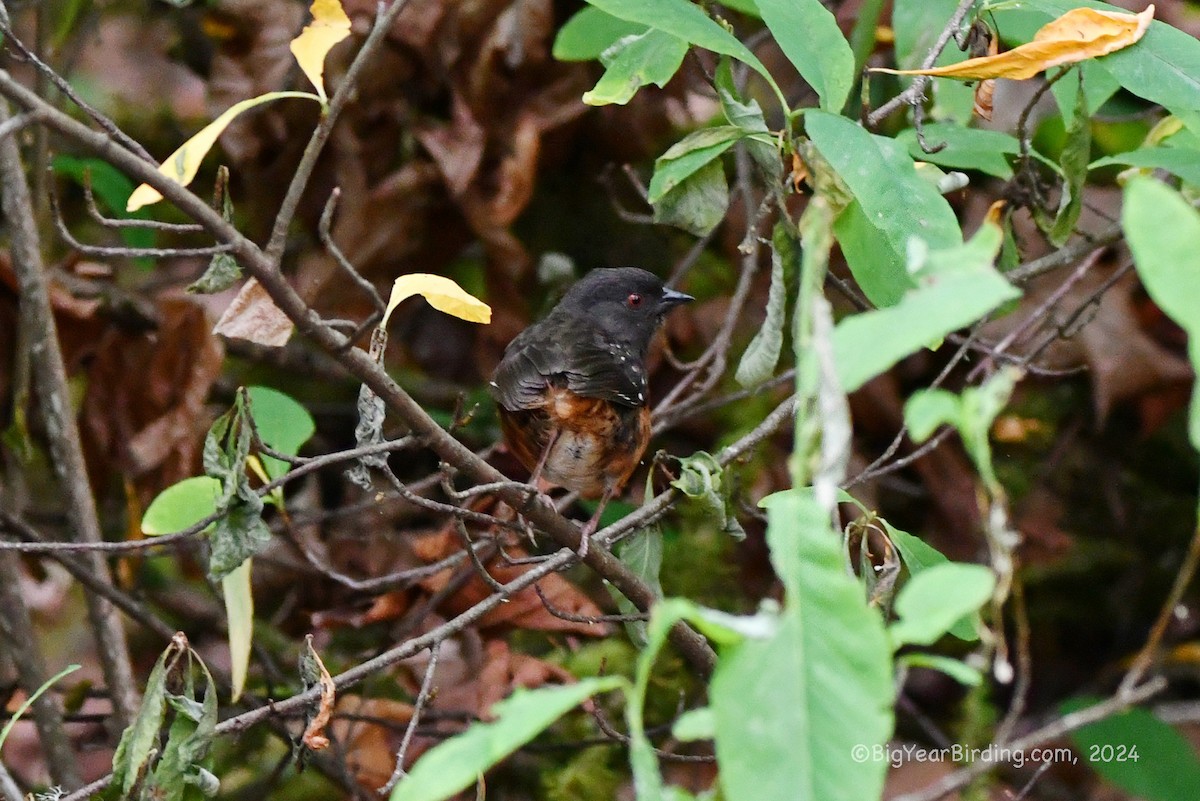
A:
213,278,294,346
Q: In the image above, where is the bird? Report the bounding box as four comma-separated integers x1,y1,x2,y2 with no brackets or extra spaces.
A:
490,267,693,556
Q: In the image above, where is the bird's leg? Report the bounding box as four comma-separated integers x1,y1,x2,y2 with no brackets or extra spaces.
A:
529,427,560,487
576,485,615,559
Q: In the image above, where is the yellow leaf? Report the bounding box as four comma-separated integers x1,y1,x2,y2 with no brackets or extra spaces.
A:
222,558,253,702
127,91,317,211
290,0,352,101
872,5,1153,81
382,274,492,327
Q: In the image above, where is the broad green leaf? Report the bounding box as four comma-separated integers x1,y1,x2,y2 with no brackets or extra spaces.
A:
755,0,854,112
1066,700,1200,801
127,91,318,211
714,59,780,180
1093,146,1200,187
898,653,983,686
719,0,760,16
583,29,689,106
671,451,744,540
392,677,625,801
888,562,995,649
672,707,715,741
883,519,949,575
647,126,743,203
222,560,253,702
142,476,222,535
713,491,892,801
1000,1,1200,127
832,222,1017,393
583,0,785,110
652,157,729,236
735,223,793,387
903,389,960,442
289,0,352,102
832,202,910,307
1048,75,1091,246
382,273,492,326
895,125,1020,179
1122,177,1200,449
1050,60,1120,120
246,386,315,480
553,6,646,61
806,110,963,307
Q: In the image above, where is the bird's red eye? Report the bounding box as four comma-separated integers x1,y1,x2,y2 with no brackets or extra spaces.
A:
626,293,643,308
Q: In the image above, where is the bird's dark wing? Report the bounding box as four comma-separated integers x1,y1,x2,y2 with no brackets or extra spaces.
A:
491,321,646,410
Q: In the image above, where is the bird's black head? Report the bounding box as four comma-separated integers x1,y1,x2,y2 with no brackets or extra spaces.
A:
556,267,693,352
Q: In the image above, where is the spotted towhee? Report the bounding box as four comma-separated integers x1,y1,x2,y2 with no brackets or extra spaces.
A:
490,267,693,554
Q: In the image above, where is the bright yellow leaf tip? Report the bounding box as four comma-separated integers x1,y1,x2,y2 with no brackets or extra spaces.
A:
383,274,492,327
290,0,352,102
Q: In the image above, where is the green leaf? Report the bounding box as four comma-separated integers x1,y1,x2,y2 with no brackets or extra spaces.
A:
0,664,80,751
583,0,785,110
222,560,253,702
898,653,982,686
1122,177,1200,449
110,639,183,796
755,0,854,112
1048,75,1091,246
895,124,1020,179
883,519,949,575
1066,700,1200,801
672,707,715,741
52,155,156,256
1050,60,1120,121
671,451,744,540
246,386,316,480
553,6,647,61
903,389,961,442
609,525,663,645
652,157,729,236
831,222,1018,393
735,223,793,387
648,126,743,203
188,252,242,294
888,562,995,649
392,677,626,801
1093,146,1200,187
583,29,689,106
144,655,218,801
806,110,963,307
712,491,893,801
892,0,975,123
713,59,780,181
208,501,270,582
142,476,222,536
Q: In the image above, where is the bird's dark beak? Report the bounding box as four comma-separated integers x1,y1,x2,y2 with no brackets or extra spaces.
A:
658,287,694,311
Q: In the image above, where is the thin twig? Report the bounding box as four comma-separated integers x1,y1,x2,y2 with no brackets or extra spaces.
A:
378,641,442,794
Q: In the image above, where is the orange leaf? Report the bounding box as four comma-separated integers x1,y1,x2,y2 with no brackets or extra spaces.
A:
873,6,1153,81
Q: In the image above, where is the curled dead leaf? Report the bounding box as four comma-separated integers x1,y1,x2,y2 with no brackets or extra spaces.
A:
873,6,1153,81
300,635,336,751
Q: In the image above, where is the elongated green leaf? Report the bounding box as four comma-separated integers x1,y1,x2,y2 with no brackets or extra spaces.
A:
1093,146,1200,187
553,6,646,61
145,657,218,801
584,0,783,108
111,640,182,796
246,386,315,481
895,125,1020,179
807,110,963,307
609,523,663,644
755,0,854,112
736,223,792,387
648,126,743,203
832,223,1017,393
0,664,80,751
1048,76,1091,246
889,563,995,649
1066,701,1200,801
1122,177,1200,449
898,653,982,686
1051,60,1120,121
392,677,625,801
715,491,892,801
583,29,689,106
